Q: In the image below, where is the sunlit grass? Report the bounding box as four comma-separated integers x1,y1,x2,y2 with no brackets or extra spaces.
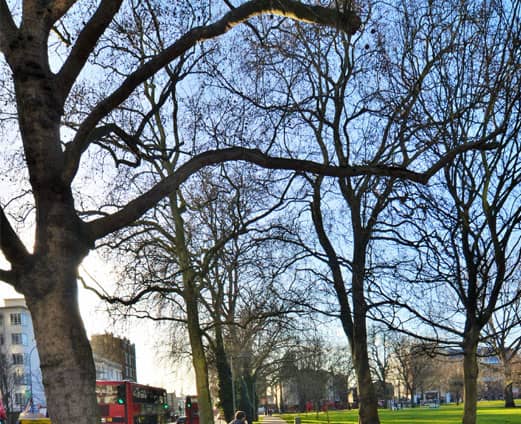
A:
267,401,521,424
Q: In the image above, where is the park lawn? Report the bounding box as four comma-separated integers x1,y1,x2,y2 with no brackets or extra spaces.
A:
275,401,521,424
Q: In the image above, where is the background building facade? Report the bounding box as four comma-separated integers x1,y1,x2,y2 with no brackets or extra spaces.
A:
91,333,137,382
0,299,137,417
0,298,45,413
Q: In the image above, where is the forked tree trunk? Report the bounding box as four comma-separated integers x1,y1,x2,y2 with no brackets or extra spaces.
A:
24,265,98,424
13,54,99,423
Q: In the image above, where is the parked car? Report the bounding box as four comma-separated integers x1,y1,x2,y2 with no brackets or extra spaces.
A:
176,416,187,424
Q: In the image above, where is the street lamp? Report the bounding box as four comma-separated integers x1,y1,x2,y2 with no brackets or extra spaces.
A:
230,356,236,412
26,344,38,413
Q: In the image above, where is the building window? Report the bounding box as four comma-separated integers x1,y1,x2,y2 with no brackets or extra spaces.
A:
13,369,26,385
12,353,24,365
0,314,3,326
10,313,22,326
11,333,27,345
15,392,25,407
0,334,4,345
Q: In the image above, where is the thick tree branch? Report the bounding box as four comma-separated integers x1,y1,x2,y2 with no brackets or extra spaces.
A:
80,276,176,306
56,0,123,101
86,143,498,242
24,0,75,29
85,148,415,241
62,0,361,182
310,177,354,342
0,205,30,265
49,0,77,24
424,138,500,181
0,0,18,55
87,123,142,167
0,269,15,285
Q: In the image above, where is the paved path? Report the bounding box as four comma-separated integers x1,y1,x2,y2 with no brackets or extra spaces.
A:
260,416,287,424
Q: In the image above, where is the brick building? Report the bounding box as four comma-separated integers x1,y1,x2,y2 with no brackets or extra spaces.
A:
91,333,137,381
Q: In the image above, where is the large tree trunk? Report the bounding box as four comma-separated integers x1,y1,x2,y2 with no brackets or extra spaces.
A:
352,333,379,424
352,242,380,424
13,51,99,422
27,290,97,424
23,259,97,424
462,334,479,424
214,328,234,421
503,360,515,408
504,382,515,408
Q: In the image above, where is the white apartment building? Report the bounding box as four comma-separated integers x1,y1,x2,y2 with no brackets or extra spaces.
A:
0,298,128,415
0,298,45,412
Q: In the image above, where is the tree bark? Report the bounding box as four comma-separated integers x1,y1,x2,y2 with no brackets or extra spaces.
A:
10,37,98,422
24,261,97,424
462,334,479,424
348,279,379,421
214,329,234,421
353,340,380,424
186,294,213,424
503,360,515,408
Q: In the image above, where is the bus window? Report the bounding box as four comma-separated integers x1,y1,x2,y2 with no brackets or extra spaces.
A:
97,381,169,424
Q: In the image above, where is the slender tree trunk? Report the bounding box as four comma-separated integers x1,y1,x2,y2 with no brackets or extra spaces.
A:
311,180,379,422
279,381,284,412
185,293,213,424
172,195,213,424
462,335,479,424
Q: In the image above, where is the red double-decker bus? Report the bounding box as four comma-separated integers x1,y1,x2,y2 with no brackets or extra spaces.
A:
96,380,169,424
184,396,198,424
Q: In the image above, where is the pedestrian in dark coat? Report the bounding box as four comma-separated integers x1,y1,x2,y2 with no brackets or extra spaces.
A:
229,410,247,424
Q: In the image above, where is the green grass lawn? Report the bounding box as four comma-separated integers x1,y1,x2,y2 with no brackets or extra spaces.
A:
273,401,521,424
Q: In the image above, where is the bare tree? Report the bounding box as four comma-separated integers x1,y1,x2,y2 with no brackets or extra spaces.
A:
368,326,393,405
389,336,438,406
484,277,521,408
0,353,16,420
382,3,521,423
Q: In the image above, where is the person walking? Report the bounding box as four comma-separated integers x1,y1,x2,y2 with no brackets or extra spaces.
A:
229,410,247,424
